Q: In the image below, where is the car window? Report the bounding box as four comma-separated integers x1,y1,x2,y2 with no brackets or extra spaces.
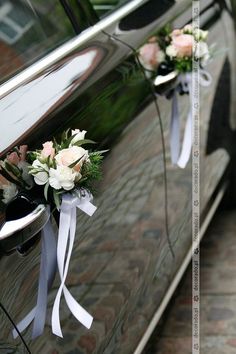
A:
0,0,76,84
89,0,132,17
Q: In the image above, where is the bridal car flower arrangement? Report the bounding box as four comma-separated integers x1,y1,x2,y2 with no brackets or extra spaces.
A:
139,25,212,168
0,129,104,339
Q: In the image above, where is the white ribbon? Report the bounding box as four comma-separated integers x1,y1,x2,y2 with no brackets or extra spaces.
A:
51,189,96,338
170,69,212,168
13,217,57,339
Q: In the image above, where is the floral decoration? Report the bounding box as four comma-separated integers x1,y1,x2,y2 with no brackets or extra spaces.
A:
139,24,210,74
0,129,104,209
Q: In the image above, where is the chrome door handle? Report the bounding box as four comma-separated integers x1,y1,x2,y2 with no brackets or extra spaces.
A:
153,70,178,87
0,204,50,254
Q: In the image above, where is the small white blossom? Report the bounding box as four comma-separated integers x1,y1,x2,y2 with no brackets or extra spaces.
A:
70,129,87,146
195,41,210,63
166,45,177,58
194,29,208,41
49,166,76,190
31,159,49,185
156,50,165,64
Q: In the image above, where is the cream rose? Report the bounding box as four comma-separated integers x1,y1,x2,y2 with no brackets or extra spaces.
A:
172,34,193,58
49,166,76,190
70,129,87,146
55,146,89,172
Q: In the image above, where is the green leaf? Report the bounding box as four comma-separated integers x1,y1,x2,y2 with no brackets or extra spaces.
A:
73,139,96,146
44,182,50,201
53,189,61,210
64,133,78,147
4,161,21,178
0,169,21,187
89,149,109,156
68,155,84,168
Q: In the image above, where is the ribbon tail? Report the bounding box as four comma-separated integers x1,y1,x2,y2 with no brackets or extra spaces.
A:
13,219,57,339
170,91,180,164
62,207,93,329
12,309,36,339
177,75,193,168
51,206,71,338
199,69,212,87
52,193,95,337
32,220,57,339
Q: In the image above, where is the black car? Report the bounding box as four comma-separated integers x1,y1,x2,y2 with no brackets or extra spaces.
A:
0,0,235,353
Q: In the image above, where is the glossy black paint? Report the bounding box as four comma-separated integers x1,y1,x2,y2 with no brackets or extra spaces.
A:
0,0,235,353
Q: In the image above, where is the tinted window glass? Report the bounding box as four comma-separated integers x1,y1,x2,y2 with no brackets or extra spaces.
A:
89,0,132,17
0,0,75,84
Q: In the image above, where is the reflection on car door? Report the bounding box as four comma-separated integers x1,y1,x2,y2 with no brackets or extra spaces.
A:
0,2,173,354
1,0,235,353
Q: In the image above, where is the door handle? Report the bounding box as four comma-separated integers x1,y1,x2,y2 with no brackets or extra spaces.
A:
0,203,50,254
153,70,178,90
154,70,178,86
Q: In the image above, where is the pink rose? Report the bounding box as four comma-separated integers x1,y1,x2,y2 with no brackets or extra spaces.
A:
171,29,182,37
19,145,28,161
7,152,20,165
139,42,164,70
41,141,55,159
7,145,28,165
172,34,193,58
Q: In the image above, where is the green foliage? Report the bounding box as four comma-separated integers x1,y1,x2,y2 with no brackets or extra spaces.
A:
79,152,104,191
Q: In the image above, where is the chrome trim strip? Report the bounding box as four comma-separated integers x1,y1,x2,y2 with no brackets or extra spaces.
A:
133,181,228,354
0,204,48,240
0,0,148,99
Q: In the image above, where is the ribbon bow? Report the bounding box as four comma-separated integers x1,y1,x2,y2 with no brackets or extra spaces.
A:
13,189,96,339
52,190,96,337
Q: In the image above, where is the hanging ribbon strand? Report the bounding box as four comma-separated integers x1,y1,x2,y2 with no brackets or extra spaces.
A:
51,189,96,338
13,189,96,339
13,217,57,339
170,69,212,168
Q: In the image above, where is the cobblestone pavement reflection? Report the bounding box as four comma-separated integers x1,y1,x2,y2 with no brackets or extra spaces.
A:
143,209,236,354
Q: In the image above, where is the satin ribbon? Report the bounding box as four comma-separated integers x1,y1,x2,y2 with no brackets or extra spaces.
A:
170,69,212,168
13,217,57,339
51,189,96,338
13,189,96,339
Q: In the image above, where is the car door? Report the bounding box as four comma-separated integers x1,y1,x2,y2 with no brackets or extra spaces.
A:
0,1,235,354
0,0,169,353
86,0,236,352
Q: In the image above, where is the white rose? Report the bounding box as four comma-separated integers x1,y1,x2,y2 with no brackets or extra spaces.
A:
1,183,18,204
55,146,89,172
195,41,210,62
49,166,76,190
32,159,49,185
70,129,87,146
166,45,177,58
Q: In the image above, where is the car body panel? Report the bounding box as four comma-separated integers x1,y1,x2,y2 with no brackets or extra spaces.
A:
0,0,235,353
